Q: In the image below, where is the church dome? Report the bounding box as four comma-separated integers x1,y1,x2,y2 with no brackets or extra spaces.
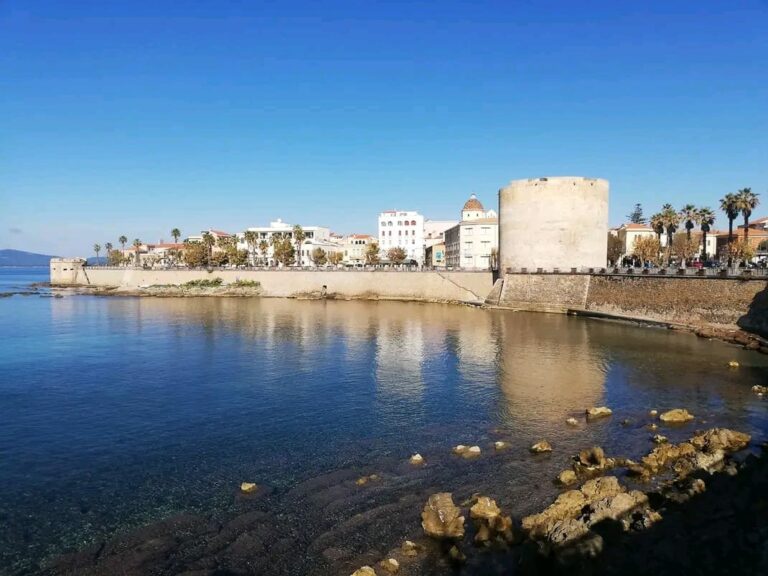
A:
463,194,484,211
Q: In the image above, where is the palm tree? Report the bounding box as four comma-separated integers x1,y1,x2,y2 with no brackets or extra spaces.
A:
697,207,715,261
719,193,739,265
679,204,698,239
132,238,142,267
735,187,760,244
258,239,269,266
105,242,113,265
292,225,306,267
119,235,128,250
660,204,679,265
171,228,181,243
649,213,665,243
243,230,258,266
93,243,101,265
202,232,215,267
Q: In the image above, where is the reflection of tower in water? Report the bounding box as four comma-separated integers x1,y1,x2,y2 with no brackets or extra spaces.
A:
497,312,608,429
375,315,426,399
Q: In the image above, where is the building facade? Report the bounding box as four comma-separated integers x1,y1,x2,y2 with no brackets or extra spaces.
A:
444,194,499,269
235,219,331,266
343,234,374,265
377,210,425,264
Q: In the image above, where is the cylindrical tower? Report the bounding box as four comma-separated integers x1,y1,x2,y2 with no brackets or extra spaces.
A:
498,177,609,271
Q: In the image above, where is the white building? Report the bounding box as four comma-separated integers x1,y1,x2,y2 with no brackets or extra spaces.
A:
444,194,499,269
377,210,425,264
424,219,457,248
343,234,374,265
235,219,331,266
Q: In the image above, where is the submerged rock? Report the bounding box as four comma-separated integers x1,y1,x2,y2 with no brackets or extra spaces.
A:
557,470,578,486
530,440,552,453
577,446,608,469
566,417,579,426
652,434,668,444
351,567,376,576
401,540,421,557
659,408,694,423
356,474,380,486
421,493,465,539
409,454,424,466
728,360,740,368
378,558,399,573
452,445,468,455
586,406,612,419
463,445,481,458
649,409,658,417
753,385,767,395
494,441,508,450
240,482,258,494
448,545,466,564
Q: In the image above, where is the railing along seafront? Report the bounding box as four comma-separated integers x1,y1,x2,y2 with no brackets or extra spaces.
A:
504,266,768,279
82,265,492,273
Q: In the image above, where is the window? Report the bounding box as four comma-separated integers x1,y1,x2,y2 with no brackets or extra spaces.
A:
404,221,409,226
411,220,416,225
412,239,415,244
398,230,402,236
397,221,402,226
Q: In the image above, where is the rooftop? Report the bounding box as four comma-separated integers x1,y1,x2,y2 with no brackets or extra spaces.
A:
462,194,484,211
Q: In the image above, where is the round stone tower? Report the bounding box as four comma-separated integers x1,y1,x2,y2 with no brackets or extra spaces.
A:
498,177,609,271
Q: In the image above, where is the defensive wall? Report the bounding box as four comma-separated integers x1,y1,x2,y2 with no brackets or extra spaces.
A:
49,260,494,304
488,272,768,338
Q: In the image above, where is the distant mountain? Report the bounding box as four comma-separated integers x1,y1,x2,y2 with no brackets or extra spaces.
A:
0,249,58,267
86,257,107,266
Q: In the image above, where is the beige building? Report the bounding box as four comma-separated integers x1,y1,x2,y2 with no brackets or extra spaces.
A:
425,242,446,268
343,234,374,265
444,194,499,269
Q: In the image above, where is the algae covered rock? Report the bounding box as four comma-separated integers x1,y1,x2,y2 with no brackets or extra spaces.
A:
585,406,612,419
659,408,694,423
421,493,465,539
530,440,553,453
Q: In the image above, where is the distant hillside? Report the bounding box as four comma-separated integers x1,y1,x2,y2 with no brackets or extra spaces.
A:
0,249,58,267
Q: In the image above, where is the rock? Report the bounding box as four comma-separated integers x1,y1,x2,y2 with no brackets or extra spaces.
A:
421,493,465,539
648,423,658,431
356,474,379,486
401,540,421,557
494,441,508,450
728,360,739,368
580,476,623,501
522,490,587,537
546,518,590,546
470,496,501,521
586,491,648,526
240,482,258,493
621,418,632,426
452,445,468,455
631,508,662,531
463,445,481,458
659,408,694,423
578,446,607,468
475,522,492,544
448,545,466,564
409,454,424,465
753,385,768,395
557,470,578,486
690,428,751,453
351,567,376,576
649,409,658,417
652,434,668,444
530,440,552,453
566,417,579,426
378,558,399,573
585,406,612,419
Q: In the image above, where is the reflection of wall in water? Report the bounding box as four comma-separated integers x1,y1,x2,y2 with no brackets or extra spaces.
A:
498,312,607,426
375,316,426,399
455,311,502,387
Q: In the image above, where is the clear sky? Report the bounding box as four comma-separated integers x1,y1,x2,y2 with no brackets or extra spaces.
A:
1,0,767,256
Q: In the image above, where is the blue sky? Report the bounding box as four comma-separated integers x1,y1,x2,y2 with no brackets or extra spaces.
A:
1,0,767,256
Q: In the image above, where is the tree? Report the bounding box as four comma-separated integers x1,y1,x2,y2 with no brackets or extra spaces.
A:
728,239,755,266
365,242,380,265
660,204,680,265
735,187,760,244
171,228,181,243
311,247,327,266
93,243,101,265
649,213,664,243
132,239,142,267
243,231,258,266
258,240,269,265
697,207,715,261
272,235,295,267
672,232,700,268
202,232,215,267
607,233,623,265
633,235,661,266
119,235,127,250
679,204,699,239
626,203,646,224
719,193,739,265
104,242,113,265
292,225,306,267
182,241,207,267
107,249,126,266
387,246,407,264
327,251,343,266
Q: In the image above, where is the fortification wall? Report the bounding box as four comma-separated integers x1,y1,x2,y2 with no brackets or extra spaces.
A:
494,272,768,337
498,177,609,271
50,266,495,304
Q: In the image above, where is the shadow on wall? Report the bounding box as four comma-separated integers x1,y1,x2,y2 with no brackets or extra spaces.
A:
737,283,768,338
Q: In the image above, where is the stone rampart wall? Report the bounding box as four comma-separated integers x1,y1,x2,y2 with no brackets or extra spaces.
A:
51,267,495,304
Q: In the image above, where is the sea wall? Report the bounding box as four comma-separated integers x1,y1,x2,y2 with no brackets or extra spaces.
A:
50,266,495,304
493,273,768,337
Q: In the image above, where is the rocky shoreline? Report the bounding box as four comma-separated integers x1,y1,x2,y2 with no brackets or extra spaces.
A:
43,405,768,576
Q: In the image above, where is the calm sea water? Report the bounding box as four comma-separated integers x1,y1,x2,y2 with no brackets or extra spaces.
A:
1,267,767,574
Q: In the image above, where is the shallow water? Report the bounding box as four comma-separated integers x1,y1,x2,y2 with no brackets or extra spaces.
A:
1,268,767,574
